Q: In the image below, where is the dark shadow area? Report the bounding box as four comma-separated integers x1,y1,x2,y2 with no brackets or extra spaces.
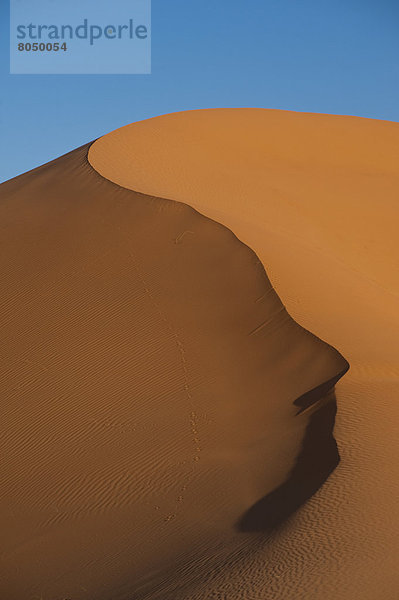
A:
236,367,349,532
294,370,348,414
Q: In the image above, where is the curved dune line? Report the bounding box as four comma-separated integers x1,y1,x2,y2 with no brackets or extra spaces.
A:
88,108,399,599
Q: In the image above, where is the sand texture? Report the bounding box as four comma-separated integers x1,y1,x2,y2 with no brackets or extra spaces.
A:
88,108,399,599
1,140,348,600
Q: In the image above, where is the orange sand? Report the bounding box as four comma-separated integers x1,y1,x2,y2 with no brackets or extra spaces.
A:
88,108,399,599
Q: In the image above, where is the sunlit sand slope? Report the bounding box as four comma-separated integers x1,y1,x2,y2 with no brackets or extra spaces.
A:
89,108,399,599
0,144,347,600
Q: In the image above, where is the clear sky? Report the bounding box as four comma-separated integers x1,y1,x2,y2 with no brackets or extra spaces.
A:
1,0,398,182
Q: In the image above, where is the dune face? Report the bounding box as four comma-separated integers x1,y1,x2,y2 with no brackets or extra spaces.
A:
88,109,399,599
0,143,348,599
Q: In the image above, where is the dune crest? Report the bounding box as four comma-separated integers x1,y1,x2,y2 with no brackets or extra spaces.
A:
88,108,399,599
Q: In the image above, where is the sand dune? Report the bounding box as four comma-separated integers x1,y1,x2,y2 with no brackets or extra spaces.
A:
2,107,398,599
0,140,348,600
88,109,399,599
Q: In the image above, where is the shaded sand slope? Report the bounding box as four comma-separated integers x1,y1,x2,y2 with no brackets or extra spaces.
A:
89,109,399,599
0,146,347,599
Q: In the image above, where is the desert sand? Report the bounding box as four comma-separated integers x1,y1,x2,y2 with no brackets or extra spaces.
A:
0,108,397,600
88,108,399,599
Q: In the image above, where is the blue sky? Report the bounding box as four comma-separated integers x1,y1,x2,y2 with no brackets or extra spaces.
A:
1,0,398,182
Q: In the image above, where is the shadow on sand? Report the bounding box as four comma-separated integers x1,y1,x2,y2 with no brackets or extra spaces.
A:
236,369,348,533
